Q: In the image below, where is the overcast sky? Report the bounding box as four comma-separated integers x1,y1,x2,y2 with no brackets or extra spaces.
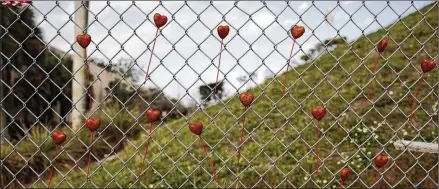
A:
30,1,433,104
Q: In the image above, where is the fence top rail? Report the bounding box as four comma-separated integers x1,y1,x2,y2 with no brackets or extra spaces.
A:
393,140,438,154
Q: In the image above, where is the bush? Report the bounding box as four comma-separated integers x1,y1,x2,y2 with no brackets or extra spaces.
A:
93,101,145,151
1,127,81,187
0,102,144,188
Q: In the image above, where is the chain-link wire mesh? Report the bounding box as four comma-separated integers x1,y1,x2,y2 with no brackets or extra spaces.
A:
1,1,438,188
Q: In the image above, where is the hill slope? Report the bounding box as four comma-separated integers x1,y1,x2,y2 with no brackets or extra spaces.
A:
35,4,438,188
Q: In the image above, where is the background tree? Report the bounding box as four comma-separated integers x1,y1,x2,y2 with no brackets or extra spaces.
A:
199,80,225,105
301,36,347,61
0,5,66,140
237,71,258,89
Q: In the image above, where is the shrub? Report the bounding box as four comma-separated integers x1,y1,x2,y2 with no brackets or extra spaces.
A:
94,101,145,140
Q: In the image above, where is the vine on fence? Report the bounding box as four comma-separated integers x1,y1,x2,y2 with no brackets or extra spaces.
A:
85,118,101,183
409,57,437,122
77,34,93,108
48,131,66,189
237,92,254,162
282,25,305,96
311,106,326,176
214,25,229,97
189,121,220,186
138,109,161,177
373,155,389,186
365,39,388,106
339,167,350,188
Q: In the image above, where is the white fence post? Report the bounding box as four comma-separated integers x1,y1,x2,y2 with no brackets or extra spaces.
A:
71,1,89,131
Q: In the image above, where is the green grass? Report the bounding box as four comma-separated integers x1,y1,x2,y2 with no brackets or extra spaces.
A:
31,4,438,188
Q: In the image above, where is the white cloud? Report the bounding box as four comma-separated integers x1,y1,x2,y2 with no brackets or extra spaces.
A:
299,2,309,10
360,17,374,28
283,19,298,26
253,12,275,28
28,1,433,101
342,1,356,6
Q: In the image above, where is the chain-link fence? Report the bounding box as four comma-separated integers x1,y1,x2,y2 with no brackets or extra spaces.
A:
1,1,438,188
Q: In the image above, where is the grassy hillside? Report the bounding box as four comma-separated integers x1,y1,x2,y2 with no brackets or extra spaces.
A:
33,4,438,188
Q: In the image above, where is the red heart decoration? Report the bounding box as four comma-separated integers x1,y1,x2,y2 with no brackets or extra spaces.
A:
21,0,31,4
239,92,254,107
377,39,388,53
291,25,305,39
76,34,91,49
340,167,350,181
11,1,20,6
2,1,11,5
375,155,388,168
311,106,326,121
86,118,101,132
420,57,436,73
189,121,203,135
146,109,161,122
217,25,230,39
51,130,66,145
153,13,168,28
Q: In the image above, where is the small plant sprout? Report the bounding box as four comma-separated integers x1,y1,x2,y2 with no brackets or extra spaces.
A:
409,57,436,122
145,13,167,81
282,25,304,96
138,109,161,177
237,92,254,162
339,167,350,188
48,130,66,189
76,33,93,108
213,25,230,97
373,155,388,186
311,106,326,175
85,118,101,183
188,121,220,186
365,38,388,105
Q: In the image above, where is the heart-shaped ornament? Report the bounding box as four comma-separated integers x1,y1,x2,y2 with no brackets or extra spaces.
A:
421,57,436,73
154,13,168,28
2,1,11,5
375,155,388,168
52,130,66,145
311,106,326,121
239,92,254,107
11,1,21,6
377,39,388,53
146,109,161,122
340,167,350,181
291,25,305,39
86,118,101,132
189,121,203,135
217,25,230,39
76,34,91,48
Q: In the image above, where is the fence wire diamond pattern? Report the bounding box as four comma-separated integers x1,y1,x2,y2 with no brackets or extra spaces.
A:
0,1,438,188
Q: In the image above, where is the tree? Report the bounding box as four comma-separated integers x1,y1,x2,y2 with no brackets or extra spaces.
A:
0,5,71,139
237,75,248,85
106,78,134,104
301,36,348,61
237,71,258,89
1,5,79,140
199,81,225,105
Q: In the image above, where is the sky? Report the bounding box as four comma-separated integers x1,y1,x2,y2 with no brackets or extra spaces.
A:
29,1,434,104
